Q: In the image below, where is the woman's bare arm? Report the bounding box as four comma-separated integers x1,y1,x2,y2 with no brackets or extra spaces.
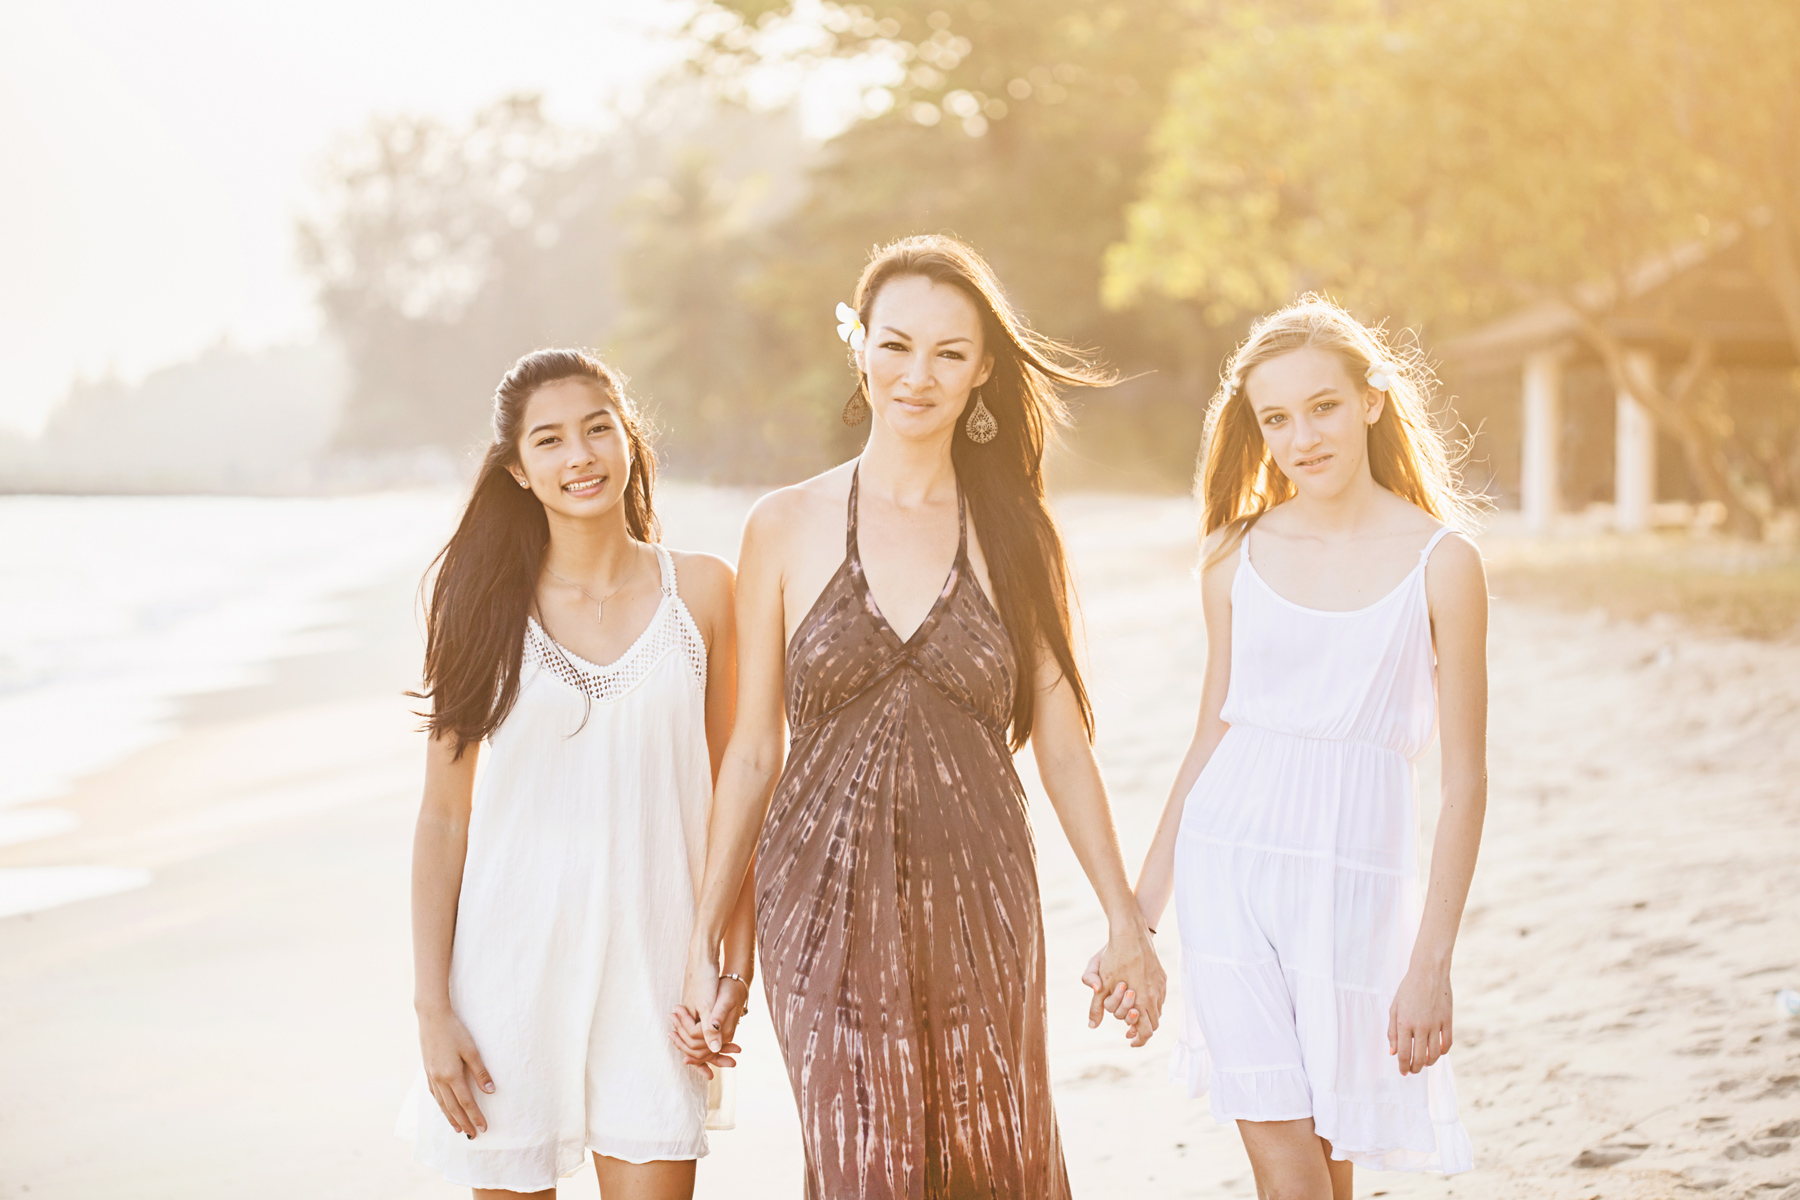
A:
412,731,494,1136
699,563,758,992
1390,533,1489,1075
670,551,754,1073
680,498,792,1054
1030,648,1167,1048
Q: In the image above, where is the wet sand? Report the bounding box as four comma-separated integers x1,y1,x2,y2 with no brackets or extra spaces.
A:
1,488,1796,1198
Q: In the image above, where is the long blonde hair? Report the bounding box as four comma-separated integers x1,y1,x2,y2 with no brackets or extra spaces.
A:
1198,295,1481,564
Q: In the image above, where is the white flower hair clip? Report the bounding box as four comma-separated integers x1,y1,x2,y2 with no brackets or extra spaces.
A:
835,302,865,352
1365,358,1400,392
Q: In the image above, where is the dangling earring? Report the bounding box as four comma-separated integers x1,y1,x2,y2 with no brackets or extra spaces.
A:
842,377,870,426
965,385,998,444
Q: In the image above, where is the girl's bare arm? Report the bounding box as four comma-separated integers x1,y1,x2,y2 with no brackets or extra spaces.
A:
1390,533,1489,1075
412,732,493,1136
1132,534,1237,930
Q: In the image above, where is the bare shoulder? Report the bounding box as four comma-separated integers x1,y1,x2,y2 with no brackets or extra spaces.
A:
1198,522,1242,598
668,548,735,592
667,548,735,629
1423,527,1488,606
743,461,856,552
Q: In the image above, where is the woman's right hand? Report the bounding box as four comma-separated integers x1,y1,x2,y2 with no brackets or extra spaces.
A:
672,940,746,1073
671,970,749,1078
418,1004,494,1138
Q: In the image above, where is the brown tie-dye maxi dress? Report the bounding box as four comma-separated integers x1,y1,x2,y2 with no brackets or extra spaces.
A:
756,467,1070,1200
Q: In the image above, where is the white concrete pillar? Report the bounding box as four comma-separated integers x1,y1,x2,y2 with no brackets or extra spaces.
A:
1614,349,1658,533
1520,350,1564,534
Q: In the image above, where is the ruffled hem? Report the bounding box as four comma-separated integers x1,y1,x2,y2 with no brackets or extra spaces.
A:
399,1126,707,1189
590,1131,709,1165
1168,1043,1472,1175
1169,1038,1212,1097
1207,1063,1315,1122
400,1125,590,1192
1314,1090,1471,1174
396,1082,707,1190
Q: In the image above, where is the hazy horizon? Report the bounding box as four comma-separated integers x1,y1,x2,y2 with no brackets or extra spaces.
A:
0,0,696,437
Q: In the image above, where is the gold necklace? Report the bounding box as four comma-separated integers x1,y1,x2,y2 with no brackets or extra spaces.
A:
545,544,644,624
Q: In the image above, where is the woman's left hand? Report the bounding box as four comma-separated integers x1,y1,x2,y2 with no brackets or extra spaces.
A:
1388,962,1453,1075
1088,925,1165,1047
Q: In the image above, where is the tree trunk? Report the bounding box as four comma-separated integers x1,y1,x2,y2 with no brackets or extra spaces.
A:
1570,308,1766,539
1757,209,1800,366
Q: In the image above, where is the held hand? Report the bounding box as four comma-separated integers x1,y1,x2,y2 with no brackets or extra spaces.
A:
418,1005,494,1138
709,975,751,1050
1097,924,1167,1048
1082,948,1107,1026
669,1004,743,1079
1080,949,1137,1043
671,974,749,1078
1388,963,1453,1075
681,943,723,1052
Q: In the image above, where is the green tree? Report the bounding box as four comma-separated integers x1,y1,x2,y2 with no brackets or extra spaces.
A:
300,96,631,451
302,88,816,472
1107,0,1800,534
611,109,834,483
691,0,1225,487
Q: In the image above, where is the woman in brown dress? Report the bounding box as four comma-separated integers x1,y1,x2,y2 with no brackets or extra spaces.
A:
672,235,1165,1198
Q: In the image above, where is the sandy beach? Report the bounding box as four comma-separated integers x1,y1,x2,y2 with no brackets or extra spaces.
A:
2,486,1797,1199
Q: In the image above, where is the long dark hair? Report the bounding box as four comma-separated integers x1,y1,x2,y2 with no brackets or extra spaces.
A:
851,235,1113,749
417,348,659,756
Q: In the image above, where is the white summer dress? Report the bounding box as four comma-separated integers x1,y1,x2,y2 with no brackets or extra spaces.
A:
1171,525,1473,1173
399,545,717,1191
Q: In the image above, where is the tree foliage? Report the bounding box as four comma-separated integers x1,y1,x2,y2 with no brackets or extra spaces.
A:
300,97,630,451
299,0,1798,513
1107,0,1800,532
685,0,1228,486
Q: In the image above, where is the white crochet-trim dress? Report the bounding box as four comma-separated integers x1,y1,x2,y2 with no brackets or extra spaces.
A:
1171,526,1473,1173
399,544,718,1191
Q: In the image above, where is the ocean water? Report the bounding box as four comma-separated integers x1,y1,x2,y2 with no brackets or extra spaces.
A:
0,491,460,914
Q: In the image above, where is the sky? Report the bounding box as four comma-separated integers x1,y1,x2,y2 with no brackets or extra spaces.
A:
0,0,701,436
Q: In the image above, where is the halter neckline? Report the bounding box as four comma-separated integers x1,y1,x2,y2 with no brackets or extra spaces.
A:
846,463,970,649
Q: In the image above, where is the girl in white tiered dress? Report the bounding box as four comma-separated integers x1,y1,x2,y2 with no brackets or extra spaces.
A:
401,350,753,1198
1119,298,1488,1196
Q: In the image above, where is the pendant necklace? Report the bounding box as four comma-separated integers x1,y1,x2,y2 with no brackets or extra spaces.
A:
545,545,643,624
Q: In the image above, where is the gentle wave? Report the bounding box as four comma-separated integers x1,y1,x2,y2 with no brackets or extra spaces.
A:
0,490,459,916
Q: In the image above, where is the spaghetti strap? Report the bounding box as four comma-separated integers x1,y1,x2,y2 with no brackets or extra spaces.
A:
1418,525,1455,564
846,465,861,559
654,543,677,596
954,478,968,560
848,461,967,563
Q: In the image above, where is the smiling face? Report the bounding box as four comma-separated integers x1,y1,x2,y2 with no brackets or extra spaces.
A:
1242,346,1385,498
506,377,632,522
858,274,995,442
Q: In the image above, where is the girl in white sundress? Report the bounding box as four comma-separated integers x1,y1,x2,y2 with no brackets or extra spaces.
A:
400,349,755,1199
1093,297,1488,1198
